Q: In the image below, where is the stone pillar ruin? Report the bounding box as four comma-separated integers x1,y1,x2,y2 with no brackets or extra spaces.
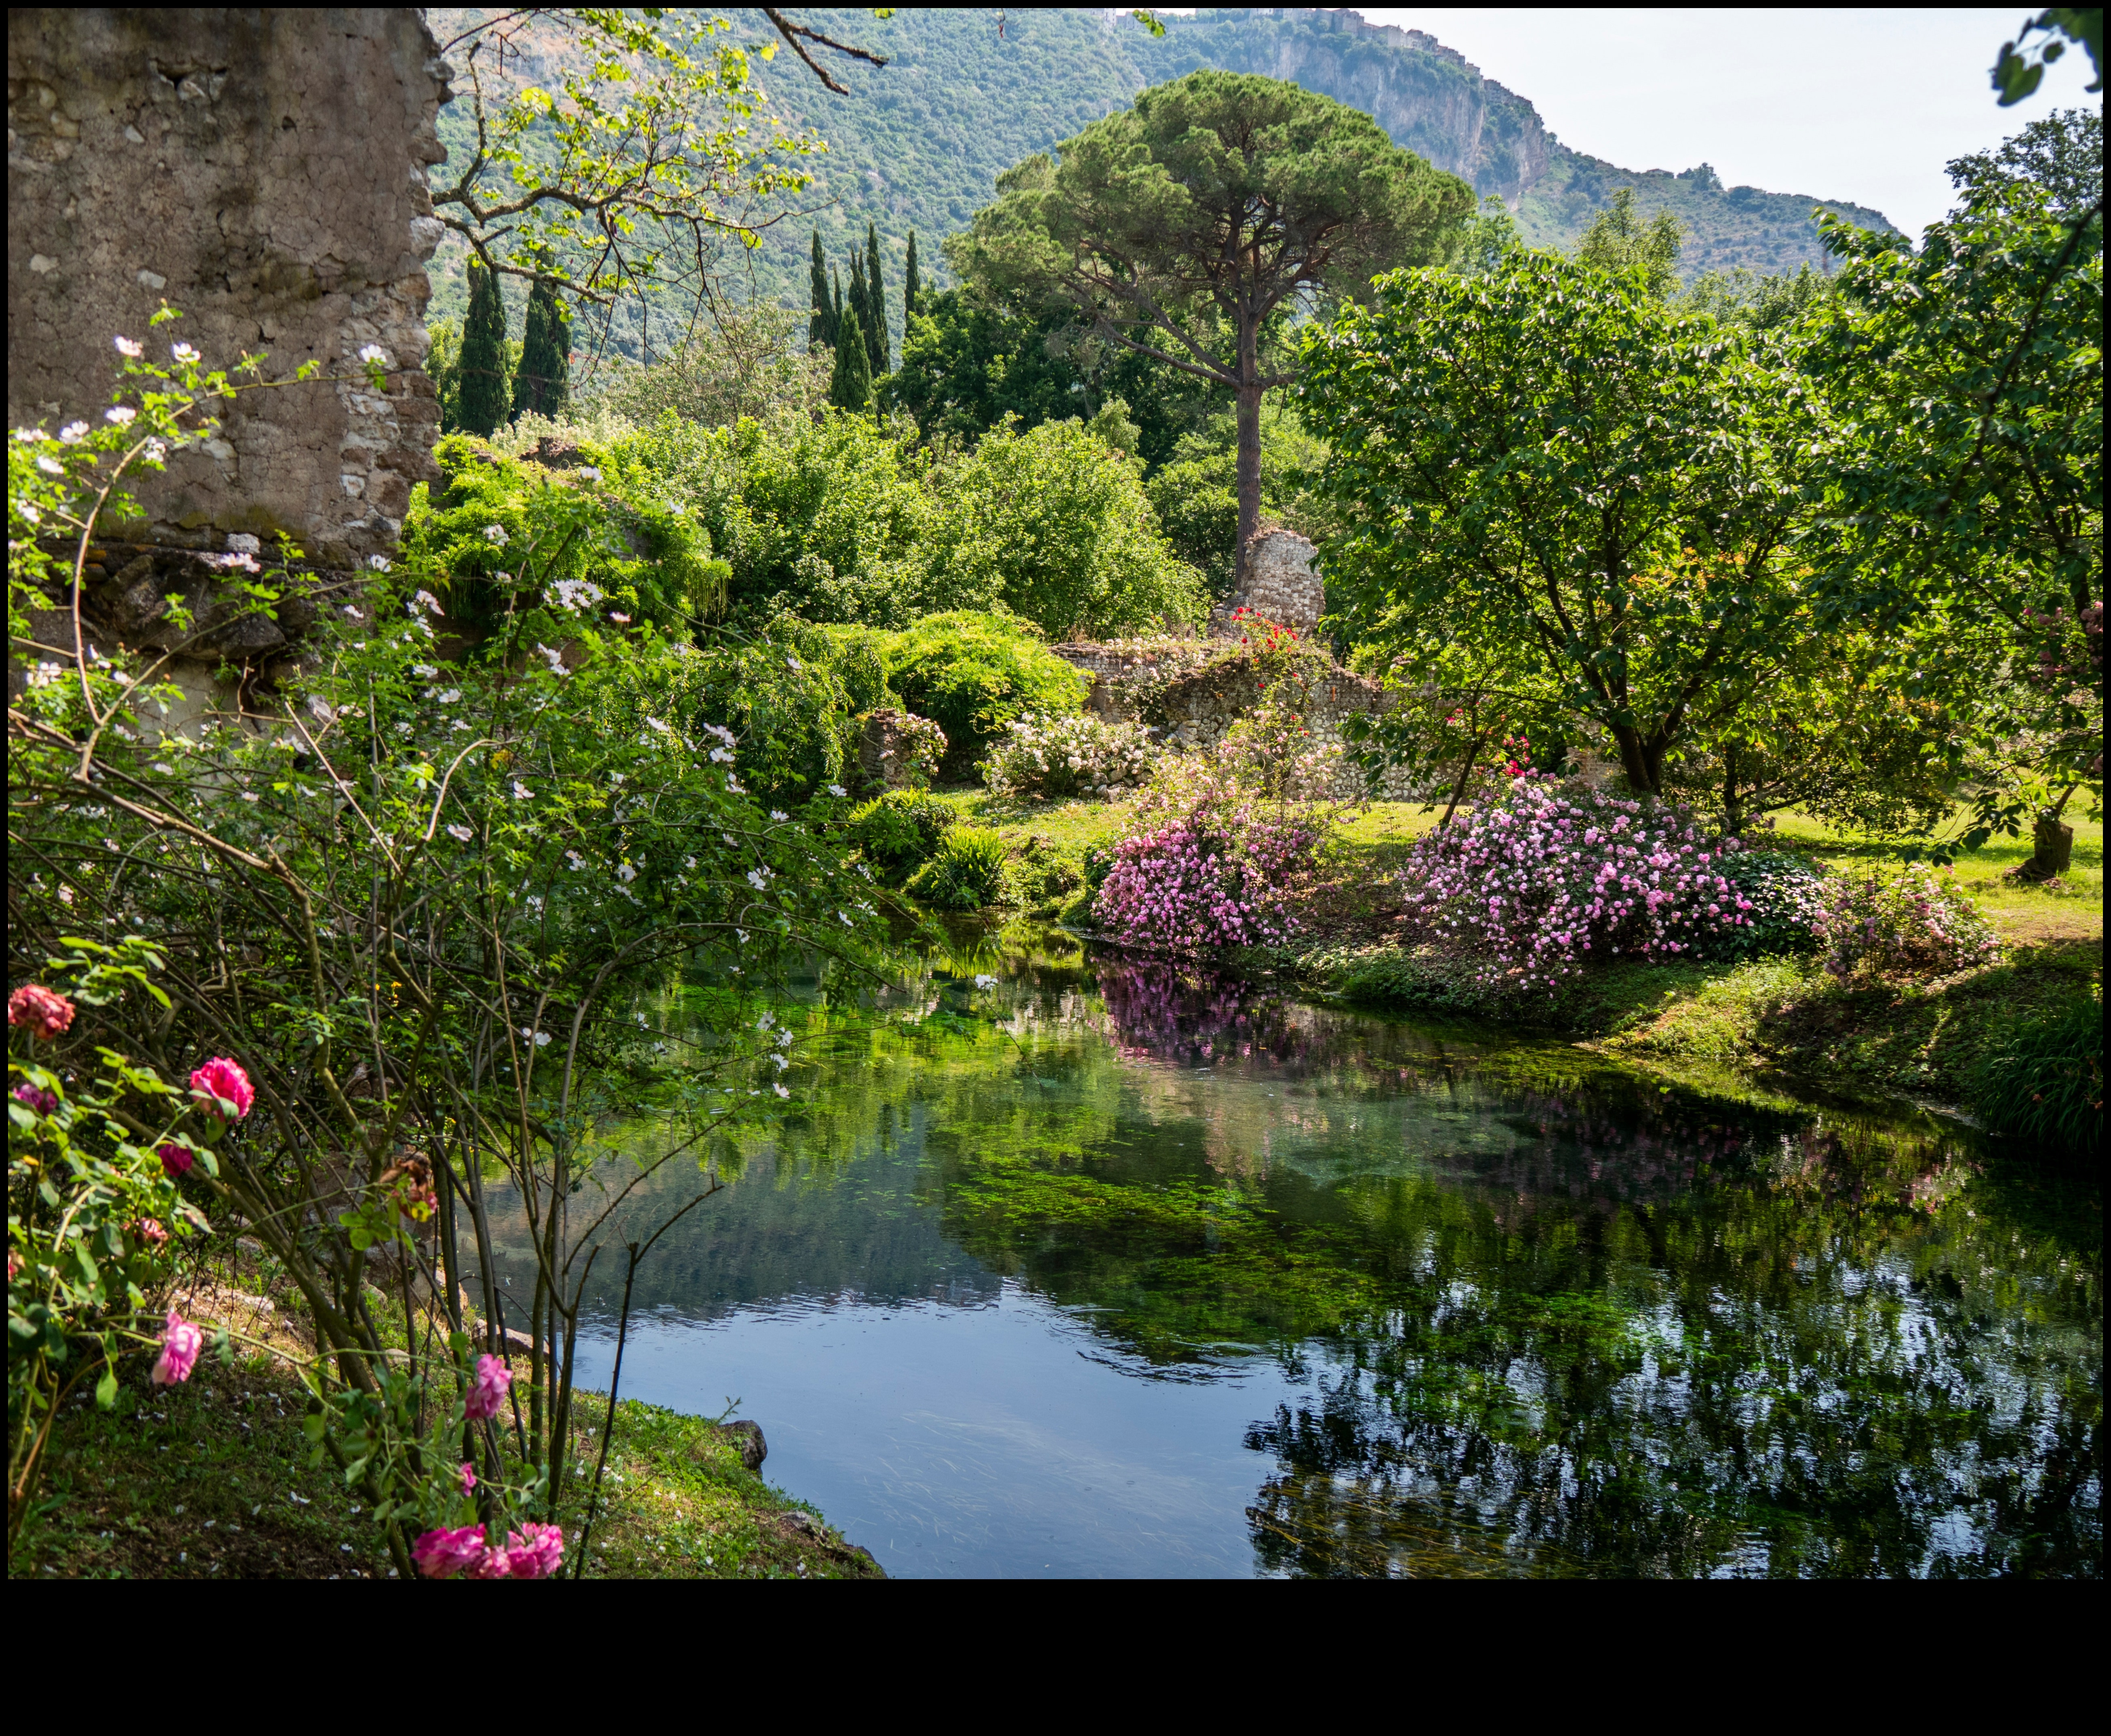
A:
1211,527,1323,637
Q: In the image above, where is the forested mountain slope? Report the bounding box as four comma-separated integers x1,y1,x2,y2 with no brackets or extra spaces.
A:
426,8,1899,349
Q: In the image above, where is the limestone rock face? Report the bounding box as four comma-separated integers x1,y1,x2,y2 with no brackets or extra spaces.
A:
1212,529,1323,637
7,8,453,569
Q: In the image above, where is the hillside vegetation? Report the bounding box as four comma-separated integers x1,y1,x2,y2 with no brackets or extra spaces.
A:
423,6,1898,348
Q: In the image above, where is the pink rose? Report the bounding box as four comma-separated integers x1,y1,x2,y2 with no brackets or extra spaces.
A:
188,1057,254,1122
463,1353,511,1422
158,1143,194,1178
459,1460,477,1494
151,1309,203,1385
134,1218,169,1246
413,1524,489,1579
12,1082,59,1116
8,984,75,1041
505,1521,564,1580
467,1542,514,1579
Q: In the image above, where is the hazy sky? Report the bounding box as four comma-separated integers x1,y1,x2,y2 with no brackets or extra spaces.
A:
1339,9,2101,237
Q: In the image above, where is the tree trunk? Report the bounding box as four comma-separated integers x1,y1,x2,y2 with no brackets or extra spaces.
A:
1609,724,1658,796
2019,812,2075,881
1721,745,1744,836
1233,314,1262,589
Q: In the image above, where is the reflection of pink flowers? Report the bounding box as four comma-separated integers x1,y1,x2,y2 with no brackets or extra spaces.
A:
8,984,75,1040
151,1310,203,1385
158,1143,194,1178
413,1525,489,1579
463,1353,511,1422
189,1057,253,1121
12,1083,59,1116
506,1522,564,1579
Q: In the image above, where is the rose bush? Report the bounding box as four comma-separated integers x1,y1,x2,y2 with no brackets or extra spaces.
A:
984,712,1161,802
1400,777,1770,992
1812,862,2001,980
1092,761,1319,950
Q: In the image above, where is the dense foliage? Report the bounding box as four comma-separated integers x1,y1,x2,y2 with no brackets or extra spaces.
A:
883,612,1088,780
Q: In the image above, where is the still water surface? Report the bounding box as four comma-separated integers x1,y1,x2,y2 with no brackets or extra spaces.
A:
484,937,2101,1578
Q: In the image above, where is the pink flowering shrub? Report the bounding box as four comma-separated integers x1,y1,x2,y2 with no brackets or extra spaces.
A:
8,984,75,1040
411,1518,565,1580
1091,761,1321,950
151,1310,204,1386
463,1353,512,1422
1812,862,2000,980
188,1056,254,1123
1401,777,1776,992
413,1524,490,1579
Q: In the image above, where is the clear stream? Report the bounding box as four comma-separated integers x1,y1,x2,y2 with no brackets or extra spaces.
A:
480,932,2101,1578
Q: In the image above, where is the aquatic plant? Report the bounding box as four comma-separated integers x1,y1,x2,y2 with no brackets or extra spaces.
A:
907,825,1011,911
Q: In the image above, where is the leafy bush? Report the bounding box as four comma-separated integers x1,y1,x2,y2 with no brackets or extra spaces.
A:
1091,761,1319,949
984,712,1161,800
655,618,860,806
1400,777,1770,992
1813,862,2002,980
928,416,1205,638
1968,984,2103,1153
819,625,896,713
885,611,1087,781
406,433,716,635
1697,849,1831,961
848,790,957,886
907,826,1011,911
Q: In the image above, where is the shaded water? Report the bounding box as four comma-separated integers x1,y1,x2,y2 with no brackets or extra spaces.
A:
479,935,2101,1578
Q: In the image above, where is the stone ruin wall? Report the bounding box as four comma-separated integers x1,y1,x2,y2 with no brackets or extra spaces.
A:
8,7,452,710
1058,529,1428,801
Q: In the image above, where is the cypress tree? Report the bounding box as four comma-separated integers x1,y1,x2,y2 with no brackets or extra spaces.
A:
511,277,570,422
848,250,870,367
457,258,511,438
832,266,845,345
903,230,922,322
865,221,890,373
809,230,834,350
828,316,872,412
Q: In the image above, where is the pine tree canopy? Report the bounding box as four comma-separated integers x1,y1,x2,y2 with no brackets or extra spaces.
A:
828,316,873,411
512,277,570,422
457,259,512,438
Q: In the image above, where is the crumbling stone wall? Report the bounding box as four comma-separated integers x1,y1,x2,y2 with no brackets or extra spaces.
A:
1209,528,1324,638
1051,638,1426,801
8,8,452,573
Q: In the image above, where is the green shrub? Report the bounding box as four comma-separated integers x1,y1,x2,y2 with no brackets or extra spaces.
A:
659,618,860,806
906,825,1011,912
927,416,1205,638
848,790,957,886
405,433,714,635
1968,984,2103,1153
885,611,1088,781
818,625,896,714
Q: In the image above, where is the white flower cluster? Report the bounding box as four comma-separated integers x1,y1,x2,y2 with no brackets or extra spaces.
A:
984,712,1161,803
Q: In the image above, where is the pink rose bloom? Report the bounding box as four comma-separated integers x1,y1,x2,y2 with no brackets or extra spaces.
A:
459,1461,477,1494
413,1524,489,1580
151,1310,203,1385
189,1057,254,1122
8,984,75,1040
463,1353,512,1422
12,1082,59,1116
506,1522,564,1580
158,1143,194,1178
134,1218,169,1246
467,1542,514,1579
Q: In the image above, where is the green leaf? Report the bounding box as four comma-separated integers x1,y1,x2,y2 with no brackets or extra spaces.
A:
96,1368,119,1409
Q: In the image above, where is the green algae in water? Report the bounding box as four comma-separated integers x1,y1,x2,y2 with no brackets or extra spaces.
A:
502,942,2101,1578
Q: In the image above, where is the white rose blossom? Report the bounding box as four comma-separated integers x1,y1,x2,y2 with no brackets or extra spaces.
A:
114,335,144,358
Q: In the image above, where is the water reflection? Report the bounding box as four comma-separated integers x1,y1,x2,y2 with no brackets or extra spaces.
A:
478,943,2100,1578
